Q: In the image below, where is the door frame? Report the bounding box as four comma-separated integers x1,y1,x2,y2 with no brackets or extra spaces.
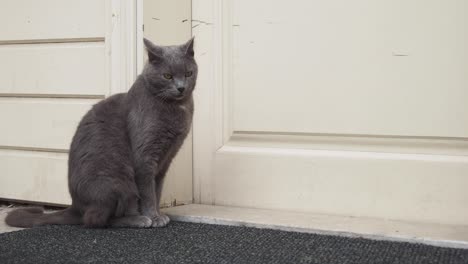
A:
192,0,231,204
107,0,144,95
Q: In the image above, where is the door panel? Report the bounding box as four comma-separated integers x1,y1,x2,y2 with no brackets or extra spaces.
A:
0,98,98,150
0,149,70,204
193,0,468,225
231,0,468,137
214,146,468,225
0,43,106,96
0,0,105,42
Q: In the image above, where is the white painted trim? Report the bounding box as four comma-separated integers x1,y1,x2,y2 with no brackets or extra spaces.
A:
192,0,226,204
136,0,145,75
108,0,139,95
221,0,234,145
192,0,237,204
228,132,468,156
219,145,468,163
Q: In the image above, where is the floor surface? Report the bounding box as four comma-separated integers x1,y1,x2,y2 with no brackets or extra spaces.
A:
1,221,468,264
2,204,468,250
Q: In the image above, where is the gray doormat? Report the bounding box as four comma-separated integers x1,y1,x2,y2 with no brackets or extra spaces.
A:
0,221,467,264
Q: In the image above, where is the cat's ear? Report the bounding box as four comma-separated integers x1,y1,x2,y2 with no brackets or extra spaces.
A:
182,37,195,57
144,38,163,62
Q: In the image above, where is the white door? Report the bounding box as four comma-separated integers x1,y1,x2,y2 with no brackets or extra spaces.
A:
193,0,468,225
0,0,110,205
0,0,140,206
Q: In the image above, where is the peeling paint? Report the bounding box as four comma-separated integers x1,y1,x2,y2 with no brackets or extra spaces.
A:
191,19,213,25
191,19,213,29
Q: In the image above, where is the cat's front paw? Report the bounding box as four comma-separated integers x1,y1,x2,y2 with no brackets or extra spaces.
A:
133,216,153,228
151,214,170,227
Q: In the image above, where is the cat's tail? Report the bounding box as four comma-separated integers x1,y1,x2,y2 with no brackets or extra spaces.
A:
5,207,82,228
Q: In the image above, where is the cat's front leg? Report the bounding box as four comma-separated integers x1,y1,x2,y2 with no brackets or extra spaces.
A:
135,164,159,220
152,173,170,227
132,135,179,227
135,160,170,227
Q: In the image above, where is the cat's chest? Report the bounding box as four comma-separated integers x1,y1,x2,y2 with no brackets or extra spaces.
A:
169,106,192,134
154,104,192,136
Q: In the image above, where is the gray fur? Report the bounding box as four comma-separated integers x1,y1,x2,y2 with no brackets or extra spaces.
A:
6,38,197,228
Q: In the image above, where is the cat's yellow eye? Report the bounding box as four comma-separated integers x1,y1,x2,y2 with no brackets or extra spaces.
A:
185,71,193,77
163,73,173,80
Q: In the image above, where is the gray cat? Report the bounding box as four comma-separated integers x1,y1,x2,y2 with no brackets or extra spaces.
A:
5,38,197,228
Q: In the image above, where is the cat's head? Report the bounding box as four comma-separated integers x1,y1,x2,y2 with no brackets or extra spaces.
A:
142,38,198,101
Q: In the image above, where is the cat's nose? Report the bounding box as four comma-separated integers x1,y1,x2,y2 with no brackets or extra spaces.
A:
177,87,186,94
